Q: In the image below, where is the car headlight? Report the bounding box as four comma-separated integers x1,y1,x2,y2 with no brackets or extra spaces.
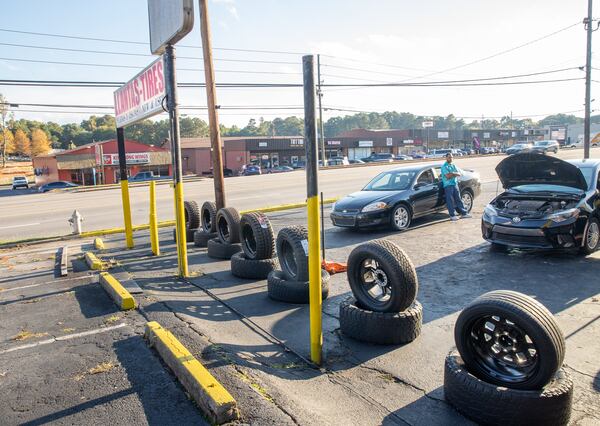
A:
546,208,579,223
483,205,498,218
362,201,388,212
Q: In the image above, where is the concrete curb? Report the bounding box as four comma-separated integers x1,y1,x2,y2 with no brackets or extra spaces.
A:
144,321,238,424
98,272,136,310
94,238,105,250
84,251,106,271
59,246,68,277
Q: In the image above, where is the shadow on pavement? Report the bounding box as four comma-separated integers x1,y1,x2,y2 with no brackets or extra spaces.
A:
73,282,121,319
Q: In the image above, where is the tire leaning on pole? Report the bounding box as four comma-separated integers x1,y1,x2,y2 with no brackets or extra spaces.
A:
216,207,241,244
240,212,275,260
276,225,310,282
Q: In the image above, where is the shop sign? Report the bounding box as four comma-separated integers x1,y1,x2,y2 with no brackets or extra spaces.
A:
437,131,449,138
386,137,393,146
403,139,414,145
327,140,341,145
103,152,151,165
290,138,304,146
422,121,434,128
483,132,491,138
258,142,268,147
358,140,373,147
114,56,166,127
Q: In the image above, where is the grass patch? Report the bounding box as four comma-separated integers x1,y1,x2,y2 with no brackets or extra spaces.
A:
74,361,116,381
11,330,48,341
104,315,122,324
237,370,274,403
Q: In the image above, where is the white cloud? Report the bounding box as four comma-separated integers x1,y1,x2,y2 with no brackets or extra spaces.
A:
212,0,240,21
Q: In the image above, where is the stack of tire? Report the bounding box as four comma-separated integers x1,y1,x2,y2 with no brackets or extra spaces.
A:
444,290,572,426
267,226,330,304
193,201,218,248
339,239,422,345
206,207,243,259
230,212,279,279
173,200,200,243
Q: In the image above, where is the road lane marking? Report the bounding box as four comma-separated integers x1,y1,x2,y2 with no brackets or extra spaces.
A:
0,222,40,230
0,276,92,292
0,323,127,354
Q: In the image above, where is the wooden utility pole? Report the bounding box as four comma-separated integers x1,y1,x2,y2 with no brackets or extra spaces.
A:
199,0,226,209
584,0,594,159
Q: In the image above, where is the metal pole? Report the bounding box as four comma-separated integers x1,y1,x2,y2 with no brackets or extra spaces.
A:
303,54,323,365
117,127,134,249
199,0,226,209
149,180,160,256
584,0,593,159
317,54,326,166
165,44,189,277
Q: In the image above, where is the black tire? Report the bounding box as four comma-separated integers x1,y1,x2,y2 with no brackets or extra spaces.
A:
339,297,422,345
184,200,201,230
173,228,196,243
267,269,330,304
347,239,418,313
460,189,474,213
455,290,565,390
216,207,241,244
240,212,275,260
276,226,309,281
207,238,242,260
444,352,573,426
231,252,279,279
193,230,216,248
580,217,600,255
390,204,412,231
201,201,217,233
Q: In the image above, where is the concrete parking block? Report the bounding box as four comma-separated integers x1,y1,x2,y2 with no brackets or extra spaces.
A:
144,321,238,424
99,272,136,310
84,251,106,270
94,238,105,250
59,246,68,276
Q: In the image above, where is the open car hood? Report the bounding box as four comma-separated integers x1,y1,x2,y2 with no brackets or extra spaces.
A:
495,153,588,191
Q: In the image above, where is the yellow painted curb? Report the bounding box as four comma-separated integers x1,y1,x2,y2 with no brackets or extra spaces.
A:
94,237,105,250
144,321,238,424
84,252,107,271
99,272,136,310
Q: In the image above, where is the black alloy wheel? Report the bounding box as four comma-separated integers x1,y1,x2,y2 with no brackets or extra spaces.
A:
279,239,297,278
242,224,258,258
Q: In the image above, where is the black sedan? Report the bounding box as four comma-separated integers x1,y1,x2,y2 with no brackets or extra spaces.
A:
482,153,600,253
331,163,481,231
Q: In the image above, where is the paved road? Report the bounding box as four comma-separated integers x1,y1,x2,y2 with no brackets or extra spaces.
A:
0,150,589,242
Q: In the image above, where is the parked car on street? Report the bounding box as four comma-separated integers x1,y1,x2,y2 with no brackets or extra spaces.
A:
38,181,79,193
349,159,365,164
395,155,414,161
505,143,533,155
291,160,305,169
426,149,452,159
331,163,481,231
482,153,600,253
243,165,262,176
361,153,395,163
267,165,294,174
12,176,29,190
531,140,560,154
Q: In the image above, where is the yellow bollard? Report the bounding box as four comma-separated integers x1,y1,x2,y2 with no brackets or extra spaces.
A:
149,181,160,256
120,179,134,249
307,195,323,365
174,182,189,277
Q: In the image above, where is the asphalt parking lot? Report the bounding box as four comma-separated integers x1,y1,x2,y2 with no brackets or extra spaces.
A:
1,177,599,425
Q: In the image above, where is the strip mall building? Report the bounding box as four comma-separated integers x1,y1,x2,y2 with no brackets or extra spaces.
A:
32,139,171,186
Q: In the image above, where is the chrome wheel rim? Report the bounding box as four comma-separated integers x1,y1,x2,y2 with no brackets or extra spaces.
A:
358,258,391,304
394,207,409,228
587,221,599,249
461,192,473,212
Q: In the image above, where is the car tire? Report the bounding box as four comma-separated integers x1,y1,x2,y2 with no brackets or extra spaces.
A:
460,189,474,213
444,352,573,426
347,239,418,313
267,269,330,304
184,201,201,230
201,201,217,233
390,204,412,231
240,212,275,260
207,238,242,260
193,230,216,248
455,290,565,390
553,148,558,154
173,228,196,243
339,297,422,345
231,252,279,279
276,226,309,281
580,217,600,255
216,207,241,244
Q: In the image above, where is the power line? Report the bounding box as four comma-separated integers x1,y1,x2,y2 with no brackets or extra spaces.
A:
7,108,303,117
0,28,307,55
1,101,304,110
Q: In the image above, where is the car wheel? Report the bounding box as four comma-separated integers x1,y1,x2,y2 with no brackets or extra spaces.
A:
276,226,309,281
390,204,411,231
216,207,242,244
553,148,558,154
581,217,600,255
460,190,474,213
347,239,418,313
455,290,565,390
240,212,275,260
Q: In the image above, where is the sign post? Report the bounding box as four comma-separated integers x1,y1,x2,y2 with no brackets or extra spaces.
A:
147,0,194,277
303,55,323,365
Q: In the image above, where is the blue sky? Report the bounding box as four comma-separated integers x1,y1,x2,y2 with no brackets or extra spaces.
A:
0,0,592,126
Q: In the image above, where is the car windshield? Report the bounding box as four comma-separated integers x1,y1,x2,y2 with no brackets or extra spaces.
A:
509,184,583,195
512,144,526,149
535,141,549,146
363,170,416,191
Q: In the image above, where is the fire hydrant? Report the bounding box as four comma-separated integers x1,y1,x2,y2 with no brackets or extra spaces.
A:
68,210,83,235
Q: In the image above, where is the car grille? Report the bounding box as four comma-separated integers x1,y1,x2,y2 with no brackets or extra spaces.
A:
491,232,549,246
333,216,356,226
336,208,359,213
